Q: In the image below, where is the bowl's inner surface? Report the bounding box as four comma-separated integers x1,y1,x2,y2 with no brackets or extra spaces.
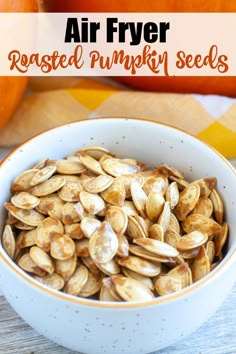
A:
0,118,235,303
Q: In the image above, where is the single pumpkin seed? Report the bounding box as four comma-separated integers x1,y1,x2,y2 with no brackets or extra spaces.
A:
126,215,147,239
96,258,120,276
19,229,36,249
117,234,129,257
4,202,45,227
210,188,224,225
134,238,179,258
100,181,126,207
55,159,86,174
30,165,57,186
146,191,165,222
155,275,182,296
106,205,128,237
101,157,140,177
191,246,210,282
177,231,208,251
55,252,77,282
64,265,89,296
165,182,179,209
149,224,164,242
50,233,75,260
34,217,63,252
99,284,118,301
83,174,113,194
30,246,55,274
130,180,147,217
175,183,200,221
182,213,222,237
77,151,106,175
75,239,90,257
34,273,64,291
134,215,150,237
80,190,105,215
112,275,154,301
143,176,169,196
89,221,118,264
2,225,15,259
164,229,181,248
168,262,192,288
11,192,40,210
58,181,83,202
192,197,213,218
29,176,65,197
205,240,215,264
79,271,103,297
17,252,46,276
157,201,171,232
62,202,84,224
214,222,228,257
80,217,101,239
11,169,39,192
118,255,161,277
167,213,180,234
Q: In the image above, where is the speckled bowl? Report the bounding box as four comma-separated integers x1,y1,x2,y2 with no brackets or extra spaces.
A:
0,118,236,354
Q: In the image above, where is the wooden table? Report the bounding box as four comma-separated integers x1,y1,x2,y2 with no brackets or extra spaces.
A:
0,148,235,354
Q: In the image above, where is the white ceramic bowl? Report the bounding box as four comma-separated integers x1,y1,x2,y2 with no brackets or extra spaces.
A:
0,118,236,354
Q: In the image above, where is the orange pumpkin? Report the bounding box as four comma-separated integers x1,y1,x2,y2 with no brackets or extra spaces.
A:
43,0,236,13
43,0,236,97
0,0,37,129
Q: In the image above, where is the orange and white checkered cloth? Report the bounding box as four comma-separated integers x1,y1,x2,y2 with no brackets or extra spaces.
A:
0,77,236,157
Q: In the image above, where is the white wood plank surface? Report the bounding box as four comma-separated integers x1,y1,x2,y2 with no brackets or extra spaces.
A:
0,148,235,354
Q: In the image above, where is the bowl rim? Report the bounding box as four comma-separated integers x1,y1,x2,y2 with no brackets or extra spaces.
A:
0,116,236,309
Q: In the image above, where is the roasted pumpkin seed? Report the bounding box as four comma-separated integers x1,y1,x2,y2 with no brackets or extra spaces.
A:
191,246,210,282
111,275,154,301
2,225,15,259
89,221,118,264
118,256,161,277
155,275,182,295
175,183,200,221
50,233,75,260
105,206,128,237
64,264,89,296
30,246,55,274
34,273,65,290
4,202,44,227
30,165,57,186
55,252,77,282
176,231,208,251
134,238,179,257
11,192,40,210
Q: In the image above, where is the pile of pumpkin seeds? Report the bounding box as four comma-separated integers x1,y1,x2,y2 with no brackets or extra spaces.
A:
1,146,228,301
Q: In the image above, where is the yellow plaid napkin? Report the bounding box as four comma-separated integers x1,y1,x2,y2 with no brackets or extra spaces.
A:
0,77,236,157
